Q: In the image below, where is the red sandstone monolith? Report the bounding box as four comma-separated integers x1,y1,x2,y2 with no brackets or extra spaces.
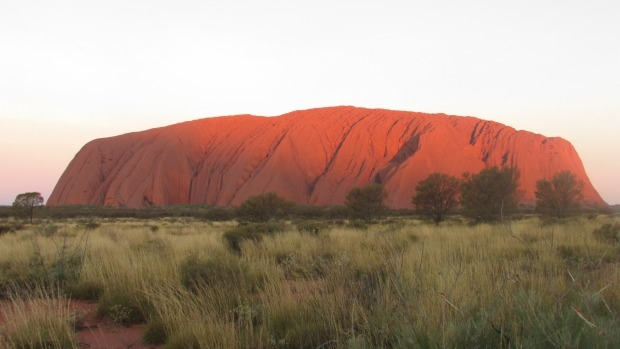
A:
47,106,606,208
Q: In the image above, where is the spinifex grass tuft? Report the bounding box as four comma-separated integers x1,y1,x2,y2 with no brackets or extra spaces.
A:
0,286,78,349
0,216,618,348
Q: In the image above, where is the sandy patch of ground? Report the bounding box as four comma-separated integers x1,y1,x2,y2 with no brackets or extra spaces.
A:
0,300,163,349
73,301,163,349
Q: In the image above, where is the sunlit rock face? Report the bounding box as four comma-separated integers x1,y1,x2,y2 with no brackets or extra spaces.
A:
48,106,606,208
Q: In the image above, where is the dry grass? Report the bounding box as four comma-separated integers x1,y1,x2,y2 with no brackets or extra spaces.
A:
0,286,79,349
0,215,619,348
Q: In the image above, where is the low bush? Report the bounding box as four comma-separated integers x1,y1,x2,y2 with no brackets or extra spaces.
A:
592,223,620,245
346,263,391,309
81,220,100,231
235,192,294,222
97,290,146,326
0,224,11,235
294,220,330,235
36,223,60,237
165,329,200,349
0,261,30,299
66,280,104,301
198,206,235,221
223,222,288,253
0,223,24,234
179,253,265,295
277,252,335,280
133,235,169,255
556,245,586,267
265,301,336,349
346,220,368,230
143,318,168,345
180,254,222,291
27,238,86,293
291,205,327,220
291,205,349,220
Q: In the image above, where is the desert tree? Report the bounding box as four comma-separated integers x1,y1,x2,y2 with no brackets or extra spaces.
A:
535,170,584,218
460,167,520,222
345,183,388,223
13,192,44,222
235,192,294,222
412,172,461,225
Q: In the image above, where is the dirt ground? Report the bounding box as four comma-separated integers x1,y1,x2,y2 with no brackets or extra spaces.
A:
73,301,164,349
1,300,164,349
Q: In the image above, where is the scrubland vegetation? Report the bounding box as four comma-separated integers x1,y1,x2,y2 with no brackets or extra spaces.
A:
0,213,619,348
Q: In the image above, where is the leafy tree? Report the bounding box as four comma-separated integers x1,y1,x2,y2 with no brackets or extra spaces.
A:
535,170,584,218
345,183,387,223
13,192,44,222
460,167,520,222
235,192,294,222
413,173,461,225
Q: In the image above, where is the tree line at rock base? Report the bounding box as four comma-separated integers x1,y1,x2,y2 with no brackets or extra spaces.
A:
3,168,611,224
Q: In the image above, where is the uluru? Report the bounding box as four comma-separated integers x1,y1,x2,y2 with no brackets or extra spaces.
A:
47,106,606,209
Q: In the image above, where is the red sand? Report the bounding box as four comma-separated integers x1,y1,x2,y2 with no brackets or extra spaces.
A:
0,300,162,349
47,106,606,208
74,302,161,349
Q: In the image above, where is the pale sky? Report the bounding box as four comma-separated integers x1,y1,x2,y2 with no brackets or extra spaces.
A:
1,0,619,205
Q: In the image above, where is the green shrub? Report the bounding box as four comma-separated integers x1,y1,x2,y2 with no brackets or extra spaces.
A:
143,319,168,345
291,205,327,219
277,252,334,280
97,291,146,326
223,228,261,254
592,223,620,245
179,253,265,294
285,321,334,349
36,223,60,237
0,224,12,234
347,263,390,309
461,166,520,222
294,220,330,235
347,220,368,230
198,206,235,221
66,280,104,301
535,170,584,218
235,192,294,222
179,254,219,291
134,236,169,255
266,302,335,349
165,329,200,349
83,220,100,231
291,205,349,220
234,302,262,329
27,239,85,292
345,184,387,223
0,261,31,299
223,222,288,253
0,223,24,234
378,218,408,234
557,245,586,268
